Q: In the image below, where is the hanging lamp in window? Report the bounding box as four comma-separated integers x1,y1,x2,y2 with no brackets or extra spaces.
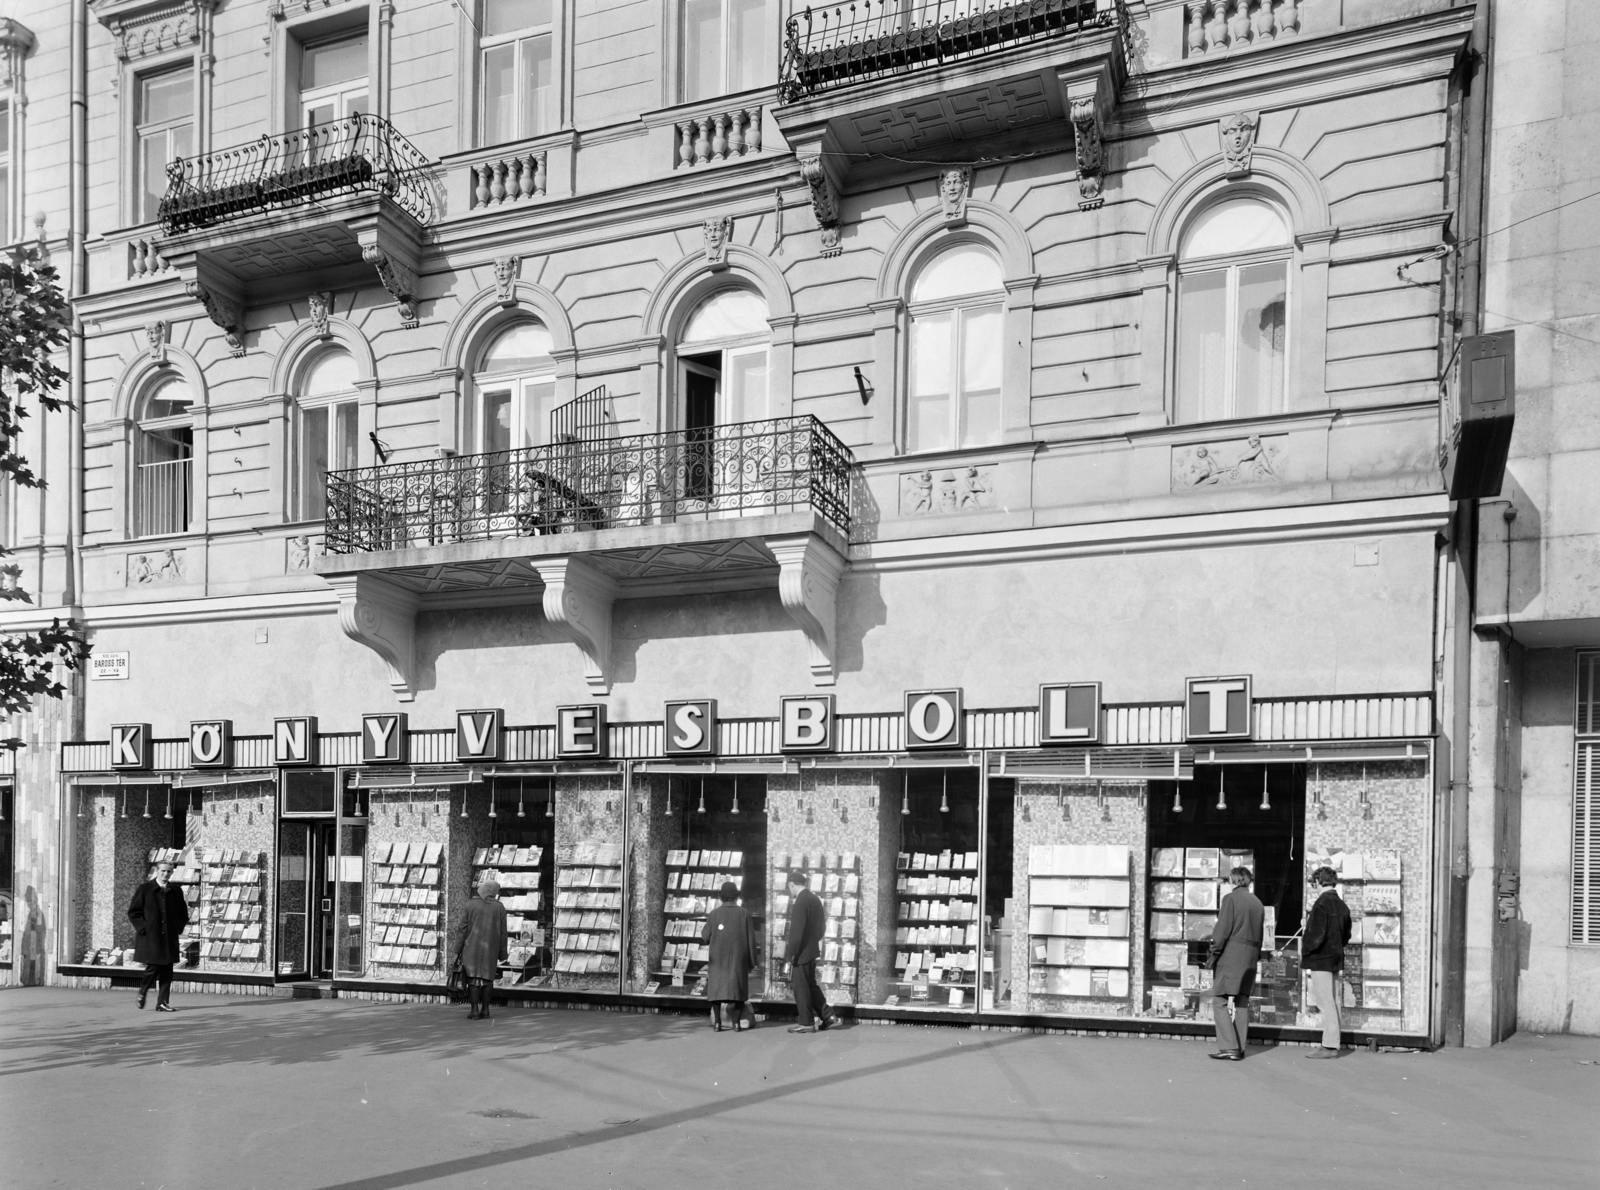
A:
517,779,526,819
697,779,707,814
665,779,674,817
545,784,554,818
120,790,128,819
1359,764,1372,820
164,788,173,820
1172,784,1183,814
142,789,151,819
731,778,740,815
488,786,497,818
901,771,909,816
459,788,469,818
1216,770,1227,811
1259,766,1271,811
939,771,949,814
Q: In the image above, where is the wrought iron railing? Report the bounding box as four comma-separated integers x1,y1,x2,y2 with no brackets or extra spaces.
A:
136,456,192,537
780,0,1118,100
323,415,854,554
158,113,436,235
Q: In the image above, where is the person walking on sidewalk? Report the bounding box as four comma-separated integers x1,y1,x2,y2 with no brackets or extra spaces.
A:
783,871,838,1034
127,860,189,1012
456,879,508,1020
1207,865,1264,1061
1301,865,1353,1058
702,881,758,1031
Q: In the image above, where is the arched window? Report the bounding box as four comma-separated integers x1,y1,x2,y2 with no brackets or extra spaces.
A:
468,321,557,454
677,287,770,430
135,375,195,536
1175,197,1291,424
907,243,1004,453
292,349,360,521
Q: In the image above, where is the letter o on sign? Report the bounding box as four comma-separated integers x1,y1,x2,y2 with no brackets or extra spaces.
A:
904,689,963,750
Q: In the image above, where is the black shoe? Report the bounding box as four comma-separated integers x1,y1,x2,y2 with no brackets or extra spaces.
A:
817,1015,839,1032
155,1004,177,1013
787,1024,816,1033
1208,1049,1242,1060
137,990,147,1010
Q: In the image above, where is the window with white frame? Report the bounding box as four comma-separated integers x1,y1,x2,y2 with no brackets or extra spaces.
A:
136,68,193,226
679,0,774,103
135,376,195,537
301,33,369,130
677,288,770,431
1174,197,1291,425
1575,652,1600,945
293,350,361,521
906,242,1004,454
467,322,558,455
0,100,10,243
480,0,554,145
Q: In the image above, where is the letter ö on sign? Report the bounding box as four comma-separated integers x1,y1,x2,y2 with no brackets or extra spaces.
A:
664,700,716,756
274,717,318,766
362,713,409,764
110,723,153,770
904,689,963,750
456,709,504,762
780,695,835,753
189,719,234,768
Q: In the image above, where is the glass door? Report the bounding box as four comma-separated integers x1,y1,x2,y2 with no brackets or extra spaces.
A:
314,822,338,978
276,821,312,979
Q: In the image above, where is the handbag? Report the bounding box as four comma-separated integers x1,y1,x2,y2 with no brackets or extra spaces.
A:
446,957,466,1000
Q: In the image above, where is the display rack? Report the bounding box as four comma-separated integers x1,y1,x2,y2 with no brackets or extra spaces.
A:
552,841,622,976
370,841,443,969
471,843,548,976
655,848,746,992
1306,846,1403,1013
195,847,266,965
888,849,972,1006
771,851,859,994
1027,845,1131,1001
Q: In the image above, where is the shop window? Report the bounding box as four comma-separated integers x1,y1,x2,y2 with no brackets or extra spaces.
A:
480,0,554,146
0,785,12,966
301,32,368,129
292,349,360,521
134,375,195,537
1575,653,1600,945
632,776,768,997
679,0,773,103
1174,197,1291,425
906,243,1004,454
465,779,555,984
135,67,193,225
466,321,557,455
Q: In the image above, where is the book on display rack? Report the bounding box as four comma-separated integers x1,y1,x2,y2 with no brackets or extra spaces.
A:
770,852,858,993
1306,845,1404,1013
472,843,547,976
1026,845,1131,1001
889,849,975,1006
657,848,745,992
553,841,622,976
194,848,266,965
370,841,444,969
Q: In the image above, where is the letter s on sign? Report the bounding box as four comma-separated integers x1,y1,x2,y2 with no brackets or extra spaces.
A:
671,703,705,750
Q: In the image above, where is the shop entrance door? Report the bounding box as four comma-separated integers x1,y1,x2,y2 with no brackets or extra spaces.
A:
276,820,339,979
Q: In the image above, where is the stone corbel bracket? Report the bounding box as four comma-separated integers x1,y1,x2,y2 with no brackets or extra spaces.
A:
325,572,420,702
1059,61,1117,211
362,245,419,328
184,279,245,356
799,156,843,258
767,532,846,687
535,555,617,694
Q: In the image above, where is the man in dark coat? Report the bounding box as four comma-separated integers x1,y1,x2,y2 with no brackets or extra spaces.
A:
1207,865,1264,1060
783,871,838,1033
456,879,509,1020
701,881,757,1031
1301,865,1353,1058
127,859,189,1011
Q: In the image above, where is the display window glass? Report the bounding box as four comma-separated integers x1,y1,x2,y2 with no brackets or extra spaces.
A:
469,779,554,986
335,822,367,977
0,784,13,966
550,778,625,990
364,787,453,982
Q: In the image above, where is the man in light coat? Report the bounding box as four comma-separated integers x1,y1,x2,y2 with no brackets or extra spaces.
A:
1208,865,1264,1060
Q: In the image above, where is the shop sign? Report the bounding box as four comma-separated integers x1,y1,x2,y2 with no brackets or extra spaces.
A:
1186,675,1253,741
109,723,153,770
89,652,130,681
557,704,607,759
274,716,318,766
1038,683,1101,745
362,713,409,764
456,709,504,762
904,689,963,750
780,695,835,753
189,720,234,768
664,700,716,756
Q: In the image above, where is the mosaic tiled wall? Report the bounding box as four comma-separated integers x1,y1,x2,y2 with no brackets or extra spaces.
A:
1303,760,1433,1035
188,783,276,974
71,788,171,962
626,774,669,992
553,775,626,992
1010,782,1149,1018
9,682,79,986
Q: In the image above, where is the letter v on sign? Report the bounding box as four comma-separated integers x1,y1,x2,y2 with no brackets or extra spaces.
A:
456,709,503,761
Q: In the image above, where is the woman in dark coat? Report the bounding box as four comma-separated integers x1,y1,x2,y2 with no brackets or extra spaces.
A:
127,860,189,1011
701,881,757,1032
456,879,508,1020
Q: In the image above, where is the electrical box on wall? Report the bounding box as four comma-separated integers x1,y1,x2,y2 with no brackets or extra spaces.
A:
1440,330,1516,500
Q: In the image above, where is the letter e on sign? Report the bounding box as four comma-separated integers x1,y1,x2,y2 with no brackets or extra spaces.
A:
1039,683,1101,745
1186,675,1252,741
110,723,153,770
904,689,963,751
362,713,409,764
274,717,318,766
664,700,716,756
780,695,835,753
456,709,504,762
557,705,608,759
189,720,234,768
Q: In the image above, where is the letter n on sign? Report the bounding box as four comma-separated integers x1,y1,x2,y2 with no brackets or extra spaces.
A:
362,713,409,764
904,689,963,751
274,717,318,766
1186,676,1252,741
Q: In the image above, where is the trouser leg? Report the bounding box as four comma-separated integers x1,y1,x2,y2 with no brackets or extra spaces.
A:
1213,994,1239,1051
155,964,174,1006
803,963,832,1024
792,961,815,1026
139,965,159,998
1233,996,1249,1050
1312,970,1342,1048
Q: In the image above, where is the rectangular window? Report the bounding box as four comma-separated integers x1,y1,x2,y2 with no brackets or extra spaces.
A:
295,400,358,521
1176,260,1288,424
1577,741,1599,945
908,305,1003,454
136,69,194,225
301,34,369,129
481,0,554,145
908,312,952,453
680,0,773,103
0,101,10,243
1175,269,1228,424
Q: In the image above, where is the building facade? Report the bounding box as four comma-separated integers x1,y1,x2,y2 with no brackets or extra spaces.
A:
0,0,1584,1043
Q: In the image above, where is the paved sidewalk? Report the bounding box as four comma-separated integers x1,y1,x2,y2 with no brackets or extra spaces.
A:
1,987,1596,1190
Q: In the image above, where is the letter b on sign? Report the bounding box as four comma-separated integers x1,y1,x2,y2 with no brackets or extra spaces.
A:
904,689,963,750
780,695,835,753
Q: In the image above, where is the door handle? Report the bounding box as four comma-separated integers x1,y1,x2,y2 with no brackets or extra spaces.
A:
321,899,332,913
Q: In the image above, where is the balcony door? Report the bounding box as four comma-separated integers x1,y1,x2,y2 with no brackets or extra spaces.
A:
301,33,369,140
134,376,194,538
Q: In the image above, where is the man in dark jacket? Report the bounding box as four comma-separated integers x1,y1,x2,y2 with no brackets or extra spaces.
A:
1301,865,1353,1057
1208,866,1264,1060
127,860,189,1011
783,871,838,1034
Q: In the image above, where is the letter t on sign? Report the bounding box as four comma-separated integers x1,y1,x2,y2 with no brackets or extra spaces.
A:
1185,676,1253,741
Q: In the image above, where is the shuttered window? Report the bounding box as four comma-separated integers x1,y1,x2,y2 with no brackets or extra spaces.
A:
1576,653,1600,944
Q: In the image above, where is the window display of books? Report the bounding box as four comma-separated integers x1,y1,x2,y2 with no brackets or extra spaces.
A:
1027,845,1132,1001
770,852,859,993
472,843,547,975
194,848,266,966
887,850,974,1006
656,848,746,992
370,841,443,969
553,841,622,976
1146,846,1257,1017
1306,846,1403,1014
